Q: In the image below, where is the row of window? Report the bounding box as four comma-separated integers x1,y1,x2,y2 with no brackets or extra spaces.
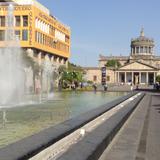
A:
35,18,50,34
35,17,69,43
35,31,69,52
133,47,152,53
0,30,28,41
0,16,28,27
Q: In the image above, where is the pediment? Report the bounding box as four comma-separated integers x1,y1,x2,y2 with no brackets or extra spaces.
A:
118,61,157,71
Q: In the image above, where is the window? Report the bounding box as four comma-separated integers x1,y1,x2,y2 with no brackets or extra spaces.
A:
22,30,28,41
15,30,20,40
0,30,5,41
35,31,37,42
23,16,28,27
65,35,70,43
136,47,139,53
0,16,5,27
107,76,110,82
93,76,97,82
15,16,21,27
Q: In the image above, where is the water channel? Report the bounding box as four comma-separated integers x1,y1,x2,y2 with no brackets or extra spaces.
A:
0,91,126,148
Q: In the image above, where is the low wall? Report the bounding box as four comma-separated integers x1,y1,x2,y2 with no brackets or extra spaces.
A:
57,93,145,160
0,91,140,160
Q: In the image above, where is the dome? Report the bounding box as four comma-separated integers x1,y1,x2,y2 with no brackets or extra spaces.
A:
130,28,154,56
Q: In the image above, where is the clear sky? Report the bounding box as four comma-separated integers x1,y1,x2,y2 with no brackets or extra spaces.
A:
38,0,160,67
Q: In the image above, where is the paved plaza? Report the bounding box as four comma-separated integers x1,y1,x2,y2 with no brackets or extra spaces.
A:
99,92,160,160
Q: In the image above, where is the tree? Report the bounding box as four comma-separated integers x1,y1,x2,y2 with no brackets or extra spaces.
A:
105,59,121,68
156,75,160,83
58,62,84,89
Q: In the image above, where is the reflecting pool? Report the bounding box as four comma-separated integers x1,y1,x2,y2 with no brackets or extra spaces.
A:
0,91,126,148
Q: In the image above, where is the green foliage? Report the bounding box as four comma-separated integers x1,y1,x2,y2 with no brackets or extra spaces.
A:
58,62,84,89
68,62,84,72
87,80,93,84
156,75,160,83
105,59,121,68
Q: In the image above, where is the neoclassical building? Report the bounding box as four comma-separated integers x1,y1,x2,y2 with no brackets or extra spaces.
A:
85,29,160,85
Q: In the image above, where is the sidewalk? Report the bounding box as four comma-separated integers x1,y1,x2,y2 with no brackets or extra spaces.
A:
99,92,160,160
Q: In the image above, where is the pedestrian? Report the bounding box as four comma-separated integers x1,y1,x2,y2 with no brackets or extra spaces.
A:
104,83,108,91
130,83,133,91
93,83,97,92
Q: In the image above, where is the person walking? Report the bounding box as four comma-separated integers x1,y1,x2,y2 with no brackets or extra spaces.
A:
104,83,108,91
93,83,97,92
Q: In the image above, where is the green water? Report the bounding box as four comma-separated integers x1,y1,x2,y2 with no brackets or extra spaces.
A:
0,91,126,148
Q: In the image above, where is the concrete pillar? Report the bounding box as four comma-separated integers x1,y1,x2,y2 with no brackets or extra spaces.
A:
143,46,145,54
151,47,153,54
131,48,133,54
51,55,54,63
27,48,34,58
56,57,59,63
154,72,156,83
125,72,127,84
38,52,42,65
66,59,69,68
146,72,148,84
45,54,50,61
61,58,64,65
117,72,119,83
139,72,141,84
132,72,134,84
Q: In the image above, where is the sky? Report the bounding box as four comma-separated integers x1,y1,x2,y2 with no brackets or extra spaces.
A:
38,0,160,67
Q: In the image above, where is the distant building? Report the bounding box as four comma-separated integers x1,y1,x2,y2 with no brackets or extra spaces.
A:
0,0,71,68
84,29,160,85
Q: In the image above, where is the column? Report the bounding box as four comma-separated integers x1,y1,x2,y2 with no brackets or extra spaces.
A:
61,58,64,65
132,72,134,84
56,57,59,63
146,72,148,84
38,52,42,65
139,72,141,84
151,47,153,54
117,72,120,84
154,72,156,83
45,54,49,61
131,48,133,54
143,46,145,54
125,72,127,84
27,48,34,57
51,55,54,63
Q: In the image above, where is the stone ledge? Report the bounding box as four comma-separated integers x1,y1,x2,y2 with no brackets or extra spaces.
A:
0,91,138,160
57,93,145,160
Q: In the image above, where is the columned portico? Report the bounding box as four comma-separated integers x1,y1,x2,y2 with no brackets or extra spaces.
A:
116,71,157,85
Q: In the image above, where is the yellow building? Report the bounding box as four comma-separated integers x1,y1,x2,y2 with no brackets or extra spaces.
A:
0,0,71,67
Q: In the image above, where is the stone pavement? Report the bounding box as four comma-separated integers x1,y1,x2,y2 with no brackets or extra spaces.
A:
99,92,160,160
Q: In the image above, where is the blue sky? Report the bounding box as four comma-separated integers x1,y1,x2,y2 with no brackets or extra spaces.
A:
38,0,160,66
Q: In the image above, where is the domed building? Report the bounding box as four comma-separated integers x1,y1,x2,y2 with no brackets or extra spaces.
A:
85,29,160,85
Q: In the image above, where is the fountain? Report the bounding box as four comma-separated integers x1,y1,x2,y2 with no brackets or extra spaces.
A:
0,3,25,107
41,57,56,100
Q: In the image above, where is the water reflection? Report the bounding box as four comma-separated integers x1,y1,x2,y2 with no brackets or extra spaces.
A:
0,91,126,148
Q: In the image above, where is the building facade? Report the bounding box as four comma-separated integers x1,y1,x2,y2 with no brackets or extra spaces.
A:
0,0,71,67
85,29,160,85
0,0,71,92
